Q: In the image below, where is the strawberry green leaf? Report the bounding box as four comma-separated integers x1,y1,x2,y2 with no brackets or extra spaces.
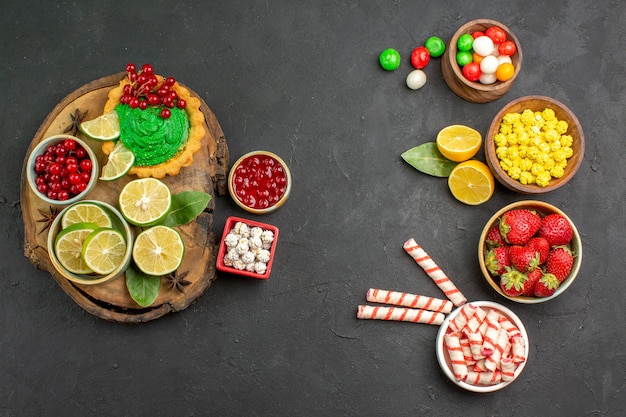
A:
401,142,458,177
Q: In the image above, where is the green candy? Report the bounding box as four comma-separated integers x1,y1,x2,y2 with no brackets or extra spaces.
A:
456,51,473,67
457,33,474,52
424,36,446,58
379,48,401,71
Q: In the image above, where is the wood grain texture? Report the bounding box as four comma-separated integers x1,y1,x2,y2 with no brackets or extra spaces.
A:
20,72,229,323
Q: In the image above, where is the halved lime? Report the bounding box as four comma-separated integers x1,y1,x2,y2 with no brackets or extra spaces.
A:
119,178,172,226
79,111,120,141
100,141,135,181
61,202,113,229
132,225,185,276
54,222,99,274
81,228,127,275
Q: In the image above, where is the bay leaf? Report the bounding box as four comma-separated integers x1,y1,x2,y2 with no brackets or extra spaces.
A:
125,263,161,307
161,191,212,227
401,142,458,177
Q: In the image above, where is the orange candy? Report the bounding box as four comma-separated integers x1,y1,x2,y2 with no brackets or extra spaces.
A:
496,63,515,81
472,52,484,64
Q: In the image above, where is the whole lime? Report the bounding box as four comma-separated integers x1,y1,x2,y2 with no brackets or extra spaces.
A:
379,48,401,71
424,36,446,57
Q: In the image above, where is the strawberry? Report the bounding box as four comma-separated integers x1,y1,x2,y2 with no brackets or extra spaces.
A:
546,246,574,282
486,224,506,247
526,237,550,265
539,214,573,246
533,273,561,297
508,245,540,273
499,269,527,297
499,209,541,245
522,268,543,296
485,246,510,276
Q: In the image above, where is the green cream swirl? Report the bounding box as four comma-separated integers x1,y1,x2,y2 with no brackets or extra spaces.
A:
115,104,189,166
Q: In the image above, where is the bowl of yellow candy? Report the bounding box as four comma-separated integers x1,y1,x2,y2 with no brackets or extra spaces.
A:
485,95,585,194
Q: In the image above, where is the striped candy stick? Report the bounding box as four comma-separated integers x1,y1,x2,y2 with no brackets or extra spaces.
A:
403,239,467,307
449,303,477,332
366,288,453,314
356,305,445,325
500,358,516,382
481,309,502,356
465,370,502,385
444,333,469,381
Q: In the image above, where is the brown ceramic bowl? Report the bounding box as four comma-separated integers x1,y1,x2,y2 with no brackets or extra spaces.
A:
441,19,522,103
478,200,582,304
485,95,585,193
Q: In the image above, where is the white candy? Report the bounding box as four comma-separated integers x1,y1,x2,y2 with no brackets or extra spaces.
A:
406,69,427,90
236,238,250,254
472,36,494,56
224,232,239,248
480,55,499,74
254,262,268,274
479,72,497,85
249,236,263,250
261,230,274,245
497,55,512,66
250,227,263,238
256,249,271,264
241,251,256,264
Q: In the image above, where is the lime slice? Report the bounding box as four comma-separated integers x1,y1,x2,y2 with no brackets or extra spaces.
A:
81,228,127,275
79,111,120,141
119,178,172,226
61,202,113,229
132,225,185,276
100,141,135,181
54,222,99,274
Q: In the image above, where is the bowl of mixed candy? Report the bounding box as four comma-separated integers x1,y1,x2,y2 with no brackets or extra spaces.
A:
441,19,522,103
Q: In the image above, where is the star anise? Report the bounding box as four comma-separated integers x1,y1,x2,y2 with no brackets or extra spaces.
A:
36,206,60,235
63,108,89,136
165,270,191,294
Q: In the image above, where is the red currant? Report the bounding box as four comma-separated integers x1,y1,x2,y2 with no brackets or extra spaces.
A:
75,147,86,159
80,159,92,172
141,64,154,74
160,108,171,119
126,63,137,73
176,99,187,109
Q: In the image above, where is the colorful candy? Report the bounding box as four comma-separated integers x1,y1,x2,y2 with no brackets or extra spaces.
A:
406,69,427,90
454,25,519,84
379,48,401,71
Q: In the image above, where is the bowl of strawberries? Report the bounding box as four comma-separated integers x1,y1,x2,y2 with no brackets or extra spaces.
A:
478,200,582,303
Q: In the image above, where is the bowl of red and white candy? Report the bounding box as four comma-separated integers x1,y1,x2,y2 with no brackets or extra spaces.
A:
26,134,99,206
436,301,529,392
441,19,522,103
478,200,582,304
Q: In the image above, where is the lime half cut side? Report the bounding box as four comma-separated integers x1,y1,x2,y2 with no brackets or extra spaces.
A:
81,228,127,275
54,222,99,274
119,178,172,226
100,141,135,181
79,111,121,141
61,202,113,229
132,225,185,276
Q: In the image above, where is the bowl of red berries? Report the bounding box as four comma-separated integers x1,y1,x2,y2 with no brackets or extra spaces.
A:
26,134,99,206
478,200,582,304
441,19,522,103
228,150,292,215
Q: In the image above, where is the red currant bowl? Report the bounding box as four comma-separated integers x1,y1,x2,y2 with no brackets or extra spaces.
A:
26,134,99,206
228,150,292,214
216,216,279,280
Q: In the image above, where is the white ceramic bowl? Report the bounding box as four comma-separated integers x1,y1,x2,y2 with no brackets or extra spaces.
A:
26,134,99,206
47,200,134,285
436,301,529,392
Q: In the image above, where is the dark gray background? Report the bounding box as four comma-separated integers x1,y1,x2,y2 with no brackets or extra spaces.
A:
2,1,625,416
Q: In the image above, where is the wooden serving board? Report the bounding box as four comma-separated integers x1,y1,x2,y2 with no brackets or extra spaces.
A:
20,72,230,323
